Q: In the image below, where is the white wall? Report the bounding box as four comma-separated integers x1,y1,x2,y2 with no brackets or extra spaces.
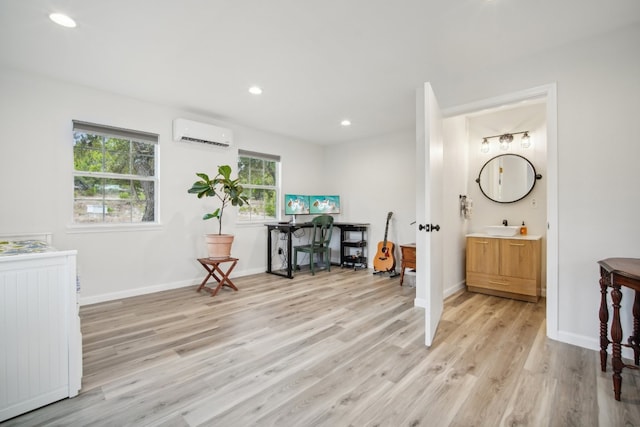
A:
442,115,470,297
323,130,416,268
0,67,324,304
434,23,640,349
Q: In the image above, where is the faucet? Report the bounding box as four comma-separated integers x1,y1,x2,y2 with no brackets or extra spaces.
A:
502,219,508,226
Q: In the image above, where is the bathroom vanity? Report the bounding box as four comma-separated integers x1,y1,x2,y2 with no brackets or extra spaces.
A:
466,233,541,302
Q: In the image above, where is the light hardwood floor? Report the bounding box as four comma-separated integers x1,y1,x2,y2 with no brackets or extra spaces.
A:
3,268,640,426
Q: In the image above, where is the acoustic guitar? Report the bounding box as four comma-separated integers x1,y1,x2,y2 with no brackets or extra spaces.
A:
374,212,395,272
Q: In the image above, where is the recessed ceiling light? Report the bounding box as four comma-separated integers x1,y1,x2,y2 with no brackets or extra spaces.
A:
340,119,351,127
248,86,263,95
49,13,76,28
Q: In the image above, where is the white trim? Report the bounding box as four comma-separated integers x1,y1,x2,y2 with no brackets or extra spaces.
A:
442,83,560,343
415,280,464,308
80,278,199,305
444,281,466,299
67,223,163,233
79,267,264,305
557,330,598,352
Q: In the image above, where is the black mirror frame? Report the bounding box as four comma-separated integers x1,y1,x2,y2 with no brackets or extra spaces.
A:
475,154,543,204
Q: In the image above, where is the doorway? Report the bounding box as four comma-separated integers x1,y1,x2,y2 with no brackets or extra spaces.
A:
417,83,558,345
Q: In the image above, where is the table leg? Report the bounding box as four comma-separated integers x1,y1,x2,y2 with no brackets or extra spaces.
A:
399,265,405,286
611,284,624,401
599,268,610,372
287,228,294,278
210,260,238,296
197,268,216,292
631,291,640,365
267,227,273,274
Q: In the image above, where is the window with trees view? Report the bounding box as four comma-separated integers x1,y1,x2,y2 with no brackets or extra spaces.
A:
237,150,280,222
72,121,158,224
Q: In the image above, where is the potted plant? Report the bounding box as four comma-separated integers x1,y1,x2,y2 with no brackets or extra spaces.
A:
188,164,249,258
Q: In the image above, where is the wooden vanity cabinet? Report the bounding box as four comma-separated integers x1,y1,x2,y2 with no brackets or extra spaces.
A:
466,235,541,302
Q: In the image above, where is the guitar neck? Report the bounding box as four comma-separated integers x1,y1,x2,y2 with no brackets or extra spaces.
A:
382,213,391,247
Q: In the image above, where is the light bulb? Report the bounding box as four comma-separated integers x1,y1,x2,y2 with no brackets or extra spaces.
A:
480,138,490,153
499,134,513,150
521,132,531,148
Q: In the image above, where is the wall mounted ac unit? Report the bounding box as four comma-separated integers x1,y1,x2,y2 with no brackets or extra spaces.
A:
172,118,233,148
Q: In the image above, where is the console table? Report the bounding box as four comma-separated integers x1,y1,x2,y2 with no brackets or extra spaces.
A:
265,222,368,278
598,257,640,401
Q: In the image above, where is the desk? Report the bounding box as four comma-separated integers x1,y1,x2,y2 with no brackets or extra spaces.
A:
399,243,416,286
265,222,368,278
598,257,640,401
197,257,238,296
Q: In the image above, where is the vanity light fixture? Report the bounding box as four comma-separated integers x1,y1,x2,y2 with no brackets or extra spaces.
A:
480,130,529,153
49,12,76,28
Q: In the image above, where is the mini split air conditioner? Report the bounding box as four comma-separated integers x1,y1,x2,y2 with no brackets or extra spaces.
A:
172,118,233,148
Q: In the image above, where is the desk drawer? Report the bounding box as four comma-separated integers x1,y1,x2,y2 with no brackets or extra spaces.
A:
466,271,538,296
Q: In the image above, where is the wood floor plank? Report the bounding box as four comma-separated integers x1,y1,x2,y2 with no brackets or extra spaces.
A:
3,268,640,426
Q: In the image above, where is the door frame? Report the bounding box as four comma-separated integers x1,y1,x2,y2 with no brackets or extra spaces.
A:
442,83,559,340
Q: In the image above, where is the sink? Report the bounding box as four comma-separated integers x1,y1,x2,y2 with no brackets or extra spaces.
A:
485,225,520,237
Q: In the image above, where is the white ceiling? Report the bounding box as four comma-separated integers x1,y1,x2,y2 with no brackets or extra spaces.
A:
1,1,639,144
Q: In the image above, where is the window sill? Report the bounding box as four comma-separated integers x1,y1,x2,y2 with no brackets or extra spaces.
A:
66,223,163,234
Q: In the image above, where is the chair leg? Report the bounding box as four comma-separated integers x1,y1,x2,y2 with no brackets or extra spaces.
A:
310,250,315,275
327,248,331,272
293,249,298,272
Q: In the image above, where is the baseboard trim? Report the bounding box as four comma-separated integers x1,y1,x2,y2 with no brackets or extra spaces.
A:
79,267,261,306
556,330,635,360
413,281,465,309
444,281,465,299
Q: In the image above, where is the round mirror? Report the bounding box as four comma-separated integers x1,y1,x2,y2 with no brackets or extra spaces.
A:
476,154,541,203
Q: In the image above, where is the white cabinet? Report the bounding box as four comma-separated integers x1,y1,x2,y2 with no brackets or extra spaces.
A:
0,243,82,422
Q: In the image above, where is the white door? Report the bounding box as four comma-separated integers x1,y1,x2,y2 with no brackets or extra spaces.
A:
416,82,444,347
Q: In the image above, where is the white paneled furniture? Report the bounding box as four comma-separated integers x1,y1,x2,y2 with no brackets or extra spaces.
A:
0,235,81,422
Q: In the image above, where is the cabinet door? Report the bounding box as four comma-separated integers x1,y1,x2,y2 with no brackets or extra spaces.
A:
466,237,500,275
500,239,539,279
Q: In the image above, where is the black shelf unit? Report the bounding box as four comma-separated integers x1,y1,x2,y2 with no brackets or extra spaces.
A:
340,224,368,270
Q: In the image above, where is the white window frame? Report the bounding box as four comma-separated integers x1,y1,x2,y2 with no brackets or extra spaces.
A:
237,150,281,224
71,120,159,230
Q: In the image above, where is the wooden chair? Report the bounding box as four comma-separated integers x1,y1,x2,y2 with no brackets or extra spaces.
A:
293,215,334,275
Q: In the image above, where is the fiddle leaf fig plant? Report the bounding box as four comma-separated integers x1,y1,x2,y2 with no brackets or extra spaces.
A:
187,164,249,235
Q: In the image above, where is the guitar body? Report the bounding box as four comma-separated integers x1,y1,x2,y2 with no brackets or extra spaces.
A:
373,212,396,272
374,240,395,272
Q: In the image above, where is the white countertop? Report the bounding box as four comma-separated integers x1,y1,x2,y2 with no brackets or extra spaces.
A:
466,233,542,241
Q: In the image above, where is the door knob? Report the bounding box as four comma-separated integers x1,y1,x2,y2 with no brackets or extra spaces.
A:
418,224,440,232
418,224,428,231
431,224,440,232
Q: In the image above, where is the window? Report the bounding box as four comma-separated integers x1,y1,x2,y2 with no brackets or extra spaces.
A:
237,150,280,222
72,120,158,225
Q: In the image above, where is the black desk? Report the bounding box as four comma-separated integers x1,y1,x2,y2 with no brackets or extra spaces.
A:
265,222,368,279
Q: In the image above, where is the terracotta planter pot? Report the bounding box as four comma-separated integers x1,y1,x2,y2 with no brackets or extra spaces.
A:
205,234,234,258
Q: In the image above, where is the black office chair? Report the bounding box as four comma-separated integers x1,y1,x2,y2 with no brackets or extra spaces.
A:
293,215,334,275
